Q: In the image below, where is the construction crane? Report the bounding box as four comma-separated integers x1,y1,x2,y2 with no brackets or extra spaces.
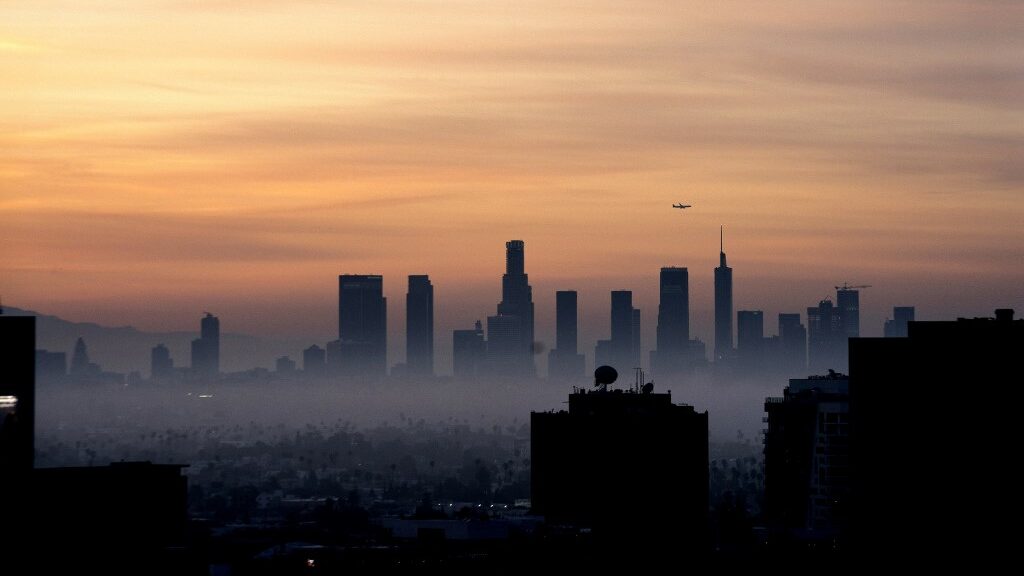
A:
835,282,871,291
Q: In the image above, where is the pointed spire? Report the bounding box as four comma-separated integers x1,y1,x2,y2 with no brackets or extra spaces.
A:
719,225,728,268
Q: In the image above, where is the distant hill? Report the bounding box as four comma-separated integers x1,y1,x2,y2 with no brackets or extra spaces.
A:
3,306,319,376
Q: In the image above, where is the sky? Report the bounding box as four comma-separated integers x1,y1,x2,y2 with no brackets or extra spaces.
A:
2,1,1022,370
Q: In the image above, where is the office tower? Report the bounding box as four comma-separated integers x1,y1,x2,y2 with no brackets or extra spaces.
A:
493,240,535,375
0,314,35,475
302,344,326,377
653,267,689,375
763,371,850,545
70,337,93,377
532,385,709,550
807,299,844,372
338,275,387,377
405,275,434,377
610,290,635,370
836,286,860,338
714,226,733,361
190,313,220,378
848,309,1022,559
548,291,585,380
883,306,915,337
486,314,523,374
631,308,641,368
778,313,807,372
150,344,173,380
452,320,486,379
35,350,66,383
736,310,764,367
275,356,296,374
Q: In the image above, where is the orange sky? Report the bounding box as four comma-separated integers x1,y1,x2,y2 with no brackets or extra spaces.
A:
2,1,1022,368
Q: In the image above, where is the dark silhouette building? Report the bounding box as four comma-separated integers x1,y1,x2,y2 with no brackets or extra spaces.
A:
652,267,690,375
453,320,486,379
70,336,101,378
835,287,860,339
547,291,585,380
302,344,326,377
763,371,849,546
715,226,733,361
778,313,807,373
190,312,220,378
531,380,709,551
807,298,843,372
848,309,1022,560
0,314,35,476
608,290,639,370
736,310,765,367
338,274,387,377
275,355,296,374
150,343,173,380
883,306,915,337
405,275,434,377
490,240,535,376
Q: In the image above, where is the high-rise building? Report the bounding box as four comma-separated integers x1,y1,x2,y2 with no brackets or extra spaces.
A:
807,299,844,372
532,385,709,550
653,267,689,375
150,344,173,380
492,240,535,375
486,314,523,375
405,275,434,377
778,313,807,373
191,313,220,378
610,291,635,370
302,344,326,377
0,314,35,475
338,275,387,377
736,310,764,367
883,306,915,337
763,371,850,545
714,226,733,361
453,320,486,379
275,356,296,374
848,309,1022,559
548,291,585,380
836,287,860,338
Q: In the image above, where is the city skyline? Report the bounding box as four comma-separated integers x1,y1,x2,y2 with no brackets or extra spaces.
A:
1,2,1021,345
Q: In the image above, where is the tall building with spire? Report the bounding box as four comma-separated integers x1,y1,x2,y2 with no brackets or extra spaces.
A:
714,226,733,361
487,240,535,376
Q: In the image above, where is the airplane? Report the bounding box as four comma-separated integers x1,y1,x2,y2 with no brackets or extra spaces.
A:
672,203,692,209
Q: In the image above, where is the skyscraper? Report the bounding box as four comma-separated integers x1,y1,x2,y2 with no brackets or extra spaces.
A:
405,275,434,377
302,344,326,377
807,299,843,372
883,306,915,337
191,313,220,378
453,320,486,379
714,226,733,361
736,310,764,367
653,267,689,374
150,343,173,380
836,287,860,338
609,290,636,370
548,291,585,380
490,240,535,376
778,313,807,372
338,274,388,377
0,314,35,475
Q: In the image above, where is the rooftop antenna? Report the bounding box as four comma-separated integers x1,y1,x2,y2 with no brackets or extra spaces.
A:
720,225,723,253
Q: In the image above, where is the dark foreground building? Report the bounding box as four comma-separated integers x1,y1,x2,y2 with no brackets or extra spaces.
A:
848,309,1022,562
532,378,709,553
763,371,849,547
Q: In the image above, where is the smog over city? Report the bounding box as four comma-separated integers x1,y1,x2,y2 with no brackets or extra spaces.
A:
2,0,1021,572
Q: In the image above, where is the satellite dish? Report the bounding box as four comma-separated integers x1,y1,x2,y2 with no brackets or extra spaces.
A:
594,365,618,387
641,382,654,394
